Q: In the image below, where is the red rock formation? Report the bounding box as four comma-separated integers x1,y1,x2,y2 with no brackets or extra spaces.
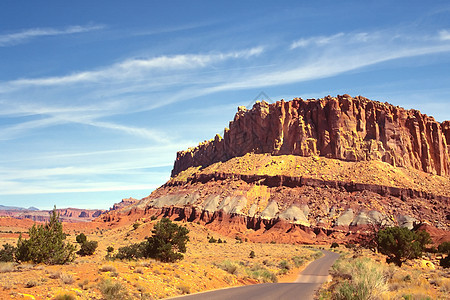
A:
172,95,450,177
109,198,139,211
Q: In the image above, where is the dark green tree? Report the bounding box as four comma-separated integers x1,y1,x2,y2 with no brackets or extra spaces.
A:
438,241,450,268
377,227,430,266
77,240,98,256
76,233,87,244
15,206,76,264
75,233,98,256
144,218,189,262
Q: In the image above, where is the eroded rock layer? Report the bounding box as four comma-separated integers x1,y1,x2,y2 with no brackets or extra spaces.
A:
172,95,450,177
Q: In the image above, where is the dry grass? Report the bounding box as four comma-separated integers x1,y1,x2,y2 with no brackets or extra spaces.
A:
320,248,448,300
99,264,117,273
0,262,15,273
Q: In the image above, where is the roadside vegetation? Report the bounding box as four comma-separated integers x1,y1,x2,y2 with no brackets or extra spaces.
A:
319,226,450,299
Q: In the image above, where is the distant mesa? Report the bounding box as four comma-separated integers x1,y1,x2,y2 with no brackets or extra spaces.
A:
0,206,105,223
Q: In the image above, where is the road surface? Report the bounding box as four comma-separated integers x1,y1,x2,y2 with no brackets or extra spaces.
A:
167,250,339,300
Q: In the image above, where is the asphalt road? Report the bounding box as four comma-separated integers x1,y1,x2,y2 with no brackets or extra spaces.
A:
167,250,339,300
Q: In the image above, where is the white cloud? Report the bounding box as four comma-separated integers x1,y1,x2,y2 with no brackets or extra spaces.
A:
8,47,264,87
0,24,104,47
439,29,450,40
290,32,344,49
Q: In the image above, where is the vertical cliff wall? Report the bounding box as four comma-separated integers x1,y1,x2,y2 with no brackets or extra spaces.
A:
172,95,450,177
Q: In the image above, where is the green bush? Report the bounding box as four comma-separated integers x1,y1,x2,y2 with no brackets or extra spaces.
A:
377,227,431,266
249,250,255,258
0,243,16,262
208,237,217,243
115,242,146,260
114,218,189,263
76,233,98,256
77,240,98,256
15,207,76,264
331,242,339,248
438,241,450,254
75,233,87,244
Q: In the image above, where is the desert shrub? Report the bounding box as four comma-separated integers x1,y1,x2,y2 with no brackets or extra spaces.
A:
331,242,340,248
177,283,191,294
377,227,430,266
249,250,255,258
332,257,386,300
438,241,450,254
75,233,98,256
99,265,117,273
107,246,114,253
0,243,16,262
77,240,98,256
216,260,239,275
247,264,277,283
75,233,87,244
114,218,189,263
0,262,15,273
150,215,157,221
15,207,76,265
440,255,450,268
59,272,75,284
25,279,38,288
115,242,146,260
99,278,130,300
78,278,89,290
278,260,291,274
217,238,223,243
292,256,305,267
208,237,217,243
132,222,140,230
54,292,76,300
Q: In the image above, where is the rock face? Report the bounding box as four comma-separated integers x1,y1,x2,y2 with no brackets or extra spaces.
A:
109,198,139,211
172,95,450,177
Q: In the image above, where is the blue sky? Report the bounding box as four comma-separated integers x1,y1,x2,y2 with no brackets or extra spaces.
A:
1,1,450,210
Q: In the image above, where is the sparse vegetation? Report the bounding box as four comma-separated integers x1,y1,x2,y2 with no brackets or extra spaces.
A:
249,250,255,258
15,207,76,265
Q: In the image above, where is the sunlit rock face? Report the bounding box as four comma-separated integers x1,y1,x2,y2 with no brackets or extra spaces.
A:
173,95,450,177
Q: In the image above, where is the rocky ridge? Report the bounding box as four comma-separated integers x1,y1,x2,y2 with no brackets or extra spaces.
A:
173,95,450,177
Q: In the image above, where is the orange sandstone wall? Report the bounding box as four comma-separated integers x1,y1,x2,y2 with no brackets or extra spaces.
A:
172,95,450,177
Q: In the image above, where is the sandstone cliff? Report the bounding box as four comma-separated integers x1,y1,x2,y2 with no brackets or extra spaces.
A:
172,95,450,177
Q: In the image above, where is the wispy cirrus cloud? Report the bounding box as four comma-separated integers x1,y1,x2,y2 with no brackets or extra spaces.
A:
7,46,264,88
290,32,345,49
0,24,104,47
